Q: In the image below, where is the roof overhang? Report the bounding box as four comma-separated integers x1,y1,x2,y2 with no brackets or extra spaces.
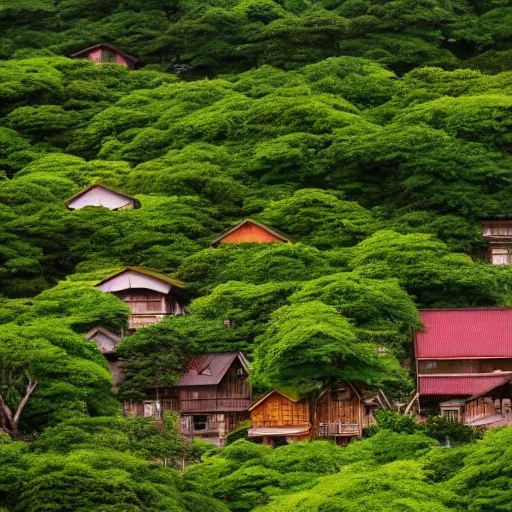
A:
248,426,311,437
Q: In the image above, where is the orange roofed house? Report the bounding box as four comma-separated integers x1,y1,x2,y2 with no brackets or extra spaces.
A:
124,352,251,447
211,219,292,247
414,309,512,428
96,267,186,331
66,184,140,211
71,43,138,69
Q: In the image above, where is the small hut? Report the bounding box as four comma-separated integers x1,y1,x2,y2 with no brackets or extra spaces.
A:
66,184,140,211
84,327,124,387
211,219,292,247
248,390,311,446
96,267,186,331
71,43,138,69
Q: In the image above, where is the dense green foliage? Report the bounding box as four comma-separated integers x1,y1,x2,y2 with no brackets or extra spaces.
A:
2,1,512,510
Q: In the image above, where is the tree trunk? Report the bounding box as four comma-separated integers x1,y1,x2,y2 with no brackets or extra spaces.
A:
0,378,38,440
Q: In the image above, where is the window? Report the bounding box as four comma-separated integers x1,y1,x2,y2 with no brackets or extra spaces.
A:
424,361,437,371
441,409,459,422
101,49,117,63
193,415,208,430
492,248,512,265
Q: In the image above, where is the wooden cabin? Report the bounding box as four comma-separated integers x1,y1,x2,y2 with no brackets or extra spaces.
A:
124,352,251,447
248,390,311,446
96,267,186,331
84,327,124,387
481,218,512,264
414,309,512,427
211,219,292,247
315,383,384,442
66,184,140,211
71,43,138,69
249,386,390,446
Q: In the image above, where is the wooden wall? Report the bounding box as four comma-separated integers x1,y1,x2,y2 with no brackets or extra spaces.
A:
251,393,310,428
315,384,362,437
418,359,512,374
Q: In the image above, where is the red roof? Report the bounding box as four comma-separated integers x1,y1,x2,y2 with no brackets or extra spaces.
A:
175,352,249,387
419,372,512,397
416,309,512,359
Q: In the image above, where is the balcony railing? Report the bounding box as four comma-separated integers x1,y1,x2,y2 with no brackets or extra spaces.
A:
179,398,251,413
317,423,360,436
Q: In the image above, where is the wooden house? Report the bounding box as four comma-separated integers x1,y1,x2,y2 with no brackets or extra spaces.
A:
211,219,292,247
96,267,186,331
71,43,138,69
248,390,311,446
249,385,390,446
414,309,512,427
66,184,140,211
84,327,124,387
124,352,251,447
481,218,512,264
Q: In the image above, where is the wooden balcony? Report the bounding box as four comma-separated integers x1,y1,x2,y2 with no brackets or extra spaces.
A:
179,398,251,413
316,423,360,436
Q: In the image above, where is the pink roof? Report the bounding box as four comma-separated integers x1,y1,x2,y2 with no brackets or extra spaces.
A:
419,372,512,396
416,309,512,359
175,352,249,387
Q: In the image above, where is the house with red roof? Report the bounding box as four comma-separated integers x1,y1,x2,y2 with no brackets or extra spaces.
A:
124,352,251,446
413,309,512,428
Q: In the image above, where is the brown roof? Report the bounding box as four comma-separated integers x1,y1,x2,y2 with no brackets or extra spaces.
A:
96,266,185,289
71,43,138,63
175,352,249,387
84,326,122,342
65,183,141,209
210,219,292,247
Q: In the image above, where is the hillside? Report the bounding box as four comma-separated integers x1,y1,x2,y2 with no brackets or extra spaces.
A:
1,0,512,511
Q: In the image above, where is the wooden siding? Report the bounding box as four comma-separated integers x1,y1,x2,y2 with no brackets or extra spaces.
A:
418,359,512,374
251,393,310,429
315,384,363,438
219,223,284,245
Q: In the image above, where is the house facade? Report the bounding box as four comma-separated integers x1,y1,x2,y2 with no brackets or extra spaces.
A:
71,43,138,69
84,327,124,387
414,309,512,428
249,384,389,446
96,267,186,331
481,218,512,264
124,352,251,447
211,219,292,247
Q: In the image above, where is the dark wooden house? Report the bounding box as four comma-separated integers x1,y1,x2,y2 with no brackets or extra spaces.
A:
66,184,140,211
71,43,138,69
211,219,292,247
84,326,124,387
414,309,512,428
124,352,251,447
96,267,186,331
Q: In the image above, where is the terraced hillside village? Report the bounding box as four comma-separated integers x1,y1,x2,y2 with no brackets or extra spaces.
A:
2,1,512,511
